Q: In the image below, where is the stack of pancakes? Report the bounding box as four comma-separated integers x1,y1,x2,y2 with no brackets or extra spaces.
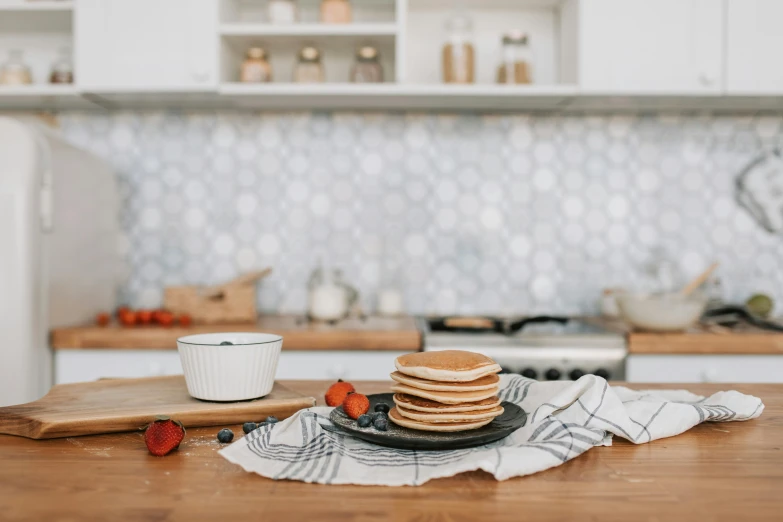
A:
388,350,504,432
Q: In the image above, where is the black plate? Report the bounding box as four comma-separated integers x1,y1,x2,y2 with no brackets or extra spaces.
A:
329,393,527,450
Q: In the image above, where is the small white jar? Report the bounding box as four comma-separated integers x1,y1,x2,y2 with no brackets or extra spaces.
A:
268,0,298,24
177,332,282,401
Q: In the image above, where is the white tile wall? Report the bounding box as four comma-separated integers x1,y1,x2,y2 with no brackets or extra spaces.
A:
58,111,783,316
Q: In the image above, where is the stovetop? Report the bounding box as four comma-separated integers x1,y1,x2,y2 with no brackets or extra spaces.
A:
422,316,625,349
420,316,627,381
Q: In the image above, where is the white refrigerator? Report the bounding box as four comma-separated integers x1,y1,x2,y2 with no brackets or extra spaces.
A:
0,117,118,407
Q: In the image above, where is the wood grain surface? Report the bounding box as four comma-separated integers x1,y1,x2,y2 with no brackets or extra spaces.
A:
0,376,315,439
1,380,781,521
51,314,422,351
586,317,783,354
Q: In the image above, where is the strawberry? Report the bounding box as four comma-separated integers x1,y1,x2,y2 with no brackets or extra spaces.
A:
95,312,110,327
325,379,355,407
342,393,370,420
144,416,185,456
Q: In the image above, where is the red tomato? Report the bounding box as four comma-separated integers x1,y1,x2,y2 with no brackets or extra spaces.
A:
136,310,153,325
95,313,111,327
118,310,137,327
157,311,174,328
178,314,192,327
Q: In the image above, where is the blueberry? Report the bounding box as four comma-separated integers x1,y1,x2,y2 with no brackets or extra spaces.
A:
242,422,257,434
265,416,278,424
374,403,390,414
357,414,372,428
217,428,234,443
219,341,233,346
370,411,387,422
373,416,388,431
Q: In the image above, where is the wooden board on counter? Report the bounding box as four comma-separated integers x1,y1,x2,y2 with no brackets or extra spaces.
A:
51,315,422,352
0,376,316,439
628,330,783,355
586,317,783,355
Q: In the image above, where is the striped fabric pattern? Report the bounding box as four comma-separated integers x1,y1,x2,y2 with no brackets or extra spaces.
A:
219,375,764,486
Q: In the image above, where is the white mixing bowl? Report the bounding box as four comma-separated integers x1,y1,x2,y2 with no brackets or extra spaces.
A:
177,332,283,401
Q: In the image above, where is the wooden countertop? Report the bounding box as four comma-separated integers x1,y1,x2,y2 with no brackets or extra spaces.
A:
586,317,783,355
1,380,781,521
51,315,422,352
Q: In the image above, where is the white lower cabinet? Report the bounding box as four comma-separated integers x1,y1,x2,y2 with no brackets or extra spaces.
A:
627,355,783,383
54,350,408,385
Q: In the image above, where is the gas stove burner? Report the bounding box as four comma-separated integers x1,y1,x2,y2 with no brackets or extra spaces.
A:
428,315,569,335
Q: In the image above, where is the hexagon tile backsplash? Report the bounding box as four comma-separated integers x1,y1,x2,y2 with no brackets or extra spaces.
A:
58,111,783,316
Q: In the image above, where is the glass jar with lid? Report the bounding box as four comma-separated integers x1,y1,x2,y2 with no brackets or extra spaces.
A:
497,32,532,84
442,14,475,84
50,46,74,84
321,0,352,24
0,49,33,85
240,47,273,83
268,0,298,24
293,46,325,83
351,46,383,83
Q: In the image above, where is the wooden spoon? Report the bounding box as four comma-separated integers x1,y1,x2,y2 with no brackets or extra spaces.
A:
680,262,719,297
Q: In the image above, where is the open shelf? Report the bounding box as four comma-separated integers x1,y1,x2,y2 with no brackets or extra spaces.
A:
220,23,398,37
0,84,95,109
218,82,575,110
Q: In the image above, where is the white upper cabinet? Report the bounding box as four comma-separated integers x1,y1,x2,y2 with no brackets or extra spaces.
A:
76,0,217,90
726,0,783,94
577,0,724,93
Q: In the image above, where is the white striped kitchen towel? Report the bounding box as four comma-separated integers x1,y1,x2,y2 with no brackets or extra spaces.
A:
219,375,764,486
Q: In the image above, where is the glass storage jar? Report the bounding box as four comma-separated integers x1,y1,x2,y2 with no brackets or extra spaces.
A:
293,46,325,83
321,0,352,24
49,46,74,84
351,46,383,83
0,49,32,85
442,14,475,84
268,0,298,24
240,47,273,83
497,32,532,84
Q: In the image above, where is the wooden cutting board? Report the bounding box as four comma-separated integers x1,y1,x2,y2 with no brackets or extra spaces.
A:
0,376,316,439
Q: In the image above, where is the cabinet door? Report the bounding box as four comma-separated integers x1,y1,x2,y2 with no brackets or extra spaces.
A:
579,0,724,92
726,0,783,93
76,0,217,90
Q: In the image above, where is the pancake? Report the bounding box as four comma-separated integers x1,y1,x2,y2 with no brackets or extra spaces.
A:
395,404,504,423
390,383,498,405
394,393,501,413
395,350,502,382
388,407,493,432
390,371,499,392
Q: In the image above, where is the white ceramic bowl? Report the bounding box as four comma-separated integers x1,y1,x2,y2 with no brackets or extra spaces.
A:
617,292,707,332
176,332,283,401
